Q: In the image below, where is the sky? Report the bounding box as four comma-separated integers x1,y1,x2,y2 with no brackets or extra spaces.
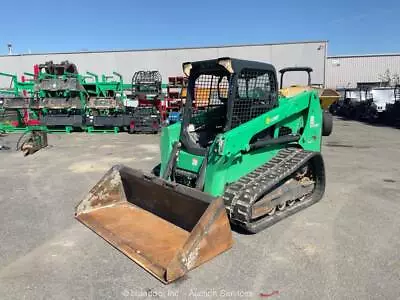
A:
0,0,399,56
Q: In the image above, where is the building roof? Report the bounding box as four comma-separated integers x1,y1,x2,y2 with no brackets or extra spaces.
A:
328,53,400,59
0,40,328,58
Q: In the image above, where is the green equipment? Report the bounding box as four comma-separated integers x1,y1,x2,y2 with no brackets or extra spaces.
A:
82,71,129,132
75,57,330,284
127,70,163,133
34,60,87,130
0,72,39,129
33,61,134,133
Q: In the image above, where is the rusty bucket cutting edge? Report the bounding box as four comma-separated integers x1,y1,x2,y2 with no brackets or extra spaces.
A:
74,164,233,284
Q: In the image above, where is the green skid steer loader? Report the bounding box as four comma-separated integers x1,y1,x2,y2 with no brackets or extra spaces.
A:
75,57,330,284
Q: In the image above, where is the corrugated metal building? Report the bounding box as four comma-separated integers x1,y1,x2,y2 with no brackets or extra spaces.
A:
326,53,400,89
0,41,327,87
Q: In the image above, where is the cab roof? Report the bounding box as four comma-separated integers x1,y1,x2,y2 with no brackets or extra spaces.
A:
279,67,313,73
184,57,276,75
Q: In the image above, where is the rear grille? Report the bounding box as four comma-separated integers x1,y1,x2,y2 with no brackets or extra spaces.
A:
278,126,292,137
174,169,198,188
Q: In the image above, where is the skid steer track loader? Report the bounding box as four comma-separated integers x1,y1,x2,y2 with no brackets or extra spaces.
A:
75,58,329,284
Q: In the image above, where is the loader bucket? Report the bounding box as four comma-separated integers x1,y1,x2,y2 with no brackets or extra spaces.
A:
75,165,233,284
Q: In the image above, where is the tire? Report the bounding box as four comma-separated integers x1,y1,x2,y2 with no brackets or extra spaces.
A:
322,111,333,136
328,105,335,115
329,103,338,115
354,108,362,120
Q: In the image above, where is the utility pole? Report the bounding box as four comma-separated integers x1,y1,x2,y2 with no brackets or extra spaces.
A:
7,43,13,55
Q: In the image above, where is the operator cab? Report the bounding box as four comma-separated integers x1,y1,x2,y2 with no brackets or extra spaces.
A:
180,57,278,155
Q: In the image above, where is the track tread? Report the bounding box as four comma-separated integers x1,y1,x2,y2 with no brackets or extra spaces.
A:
224,147,325,233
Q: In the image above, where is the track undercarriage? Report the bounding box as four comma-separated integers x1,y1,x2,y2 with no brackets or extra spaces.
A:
224,148,325,233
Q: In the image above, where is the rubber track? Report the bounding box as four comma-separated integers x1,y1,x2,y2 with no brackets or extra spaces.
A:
223,147,324,233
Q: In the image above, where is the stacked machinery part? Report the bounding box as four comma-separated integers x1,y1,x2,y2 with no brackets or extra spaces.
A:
0,72,39,129
0,72,35,109
82,72,132,130
75,57,330,283
132,70,162,101
84,72,125,112
30,61,135,132
164,76,188,124
35,60,87,128
128,71,162,133
1,61,140,133
38,60,78,75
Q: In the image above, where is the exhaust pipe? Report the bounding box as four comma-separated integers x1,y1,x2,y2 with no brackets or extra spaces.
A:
75,165,233,283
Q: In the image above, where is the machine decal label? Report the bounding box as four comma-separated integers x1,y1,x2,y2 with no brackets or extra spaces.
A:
192,158,198,166
310,116,319,128
265,115,279,124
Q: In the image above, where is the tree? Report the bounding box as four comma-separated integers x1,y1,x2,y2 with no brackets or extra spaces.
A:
378,69,391,86
392,73,400,86
378,69,400,87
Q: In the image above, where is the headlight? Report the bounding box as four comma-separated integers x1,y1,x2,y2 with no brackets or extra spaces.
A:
217,58,234,73
182,63,192,77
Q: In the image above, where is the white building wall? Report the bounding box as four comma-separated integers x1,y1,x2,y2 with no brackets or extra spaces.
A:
326,54,400,89
0,41,327,87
